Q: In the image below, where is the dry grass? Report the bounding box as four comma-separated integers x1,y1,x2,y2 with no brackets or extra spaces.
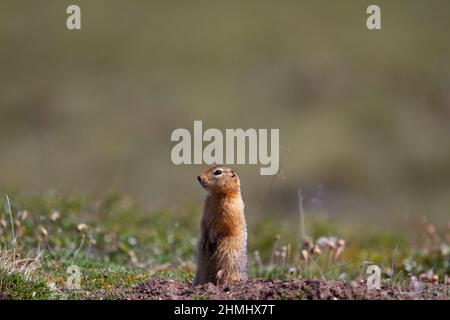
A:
1,195,43,277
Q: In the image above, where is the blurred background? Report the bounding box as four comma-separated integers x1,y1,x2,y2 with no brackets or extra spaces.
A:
1,0,449,228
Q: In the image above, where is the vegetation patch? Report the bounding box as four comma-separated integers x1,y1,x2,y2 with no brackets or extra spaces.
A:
0,192,448,299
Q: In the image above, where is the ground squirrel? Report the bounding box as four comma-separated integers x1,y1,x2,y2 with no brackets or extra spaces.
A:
193,166,248,285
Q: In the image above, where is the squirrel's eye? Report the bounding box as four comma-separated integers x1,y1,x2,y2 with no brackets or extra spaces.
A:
213,169,223,176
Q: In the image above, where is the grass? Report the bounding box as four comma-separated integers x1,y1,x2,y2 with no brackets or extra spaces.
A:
0,191,448,299
0,270,51,299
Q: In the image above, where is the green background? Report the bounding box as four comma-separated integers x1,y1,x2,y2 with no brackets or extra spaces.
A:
1,1,450,227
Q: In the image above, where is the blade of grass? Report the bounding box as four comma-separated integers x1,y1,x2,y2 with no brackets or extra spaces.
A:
5,194,16,247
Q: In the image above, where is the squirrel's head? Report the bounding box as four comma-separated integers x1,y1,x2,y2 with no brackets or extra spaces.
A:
197,166,240,196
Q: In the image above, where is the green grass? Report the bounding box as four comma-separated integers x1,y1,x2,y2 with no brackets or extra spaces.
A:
0,192,448,299
0,269,52,299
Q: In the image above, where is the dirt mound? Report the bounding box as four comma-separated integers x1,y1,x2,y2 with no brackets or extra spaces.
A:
122,278,449,300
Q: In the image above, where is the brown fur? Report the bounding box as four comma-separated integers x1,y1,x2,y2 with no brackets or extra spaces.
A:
193,166,248,286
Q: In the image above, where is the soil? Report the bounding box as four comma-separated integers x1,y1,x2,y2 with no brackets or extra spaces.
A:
122,278,449,300
0,293,10,300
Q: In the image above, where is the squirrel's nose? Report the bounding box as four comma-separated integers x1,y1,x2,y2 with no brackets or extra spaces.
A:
197,176,202,182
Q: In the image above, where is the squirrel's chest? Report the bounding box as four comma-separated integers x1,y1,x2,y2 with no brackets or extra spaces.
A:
203,220,245,256
204,203,244,234
202,211,244,251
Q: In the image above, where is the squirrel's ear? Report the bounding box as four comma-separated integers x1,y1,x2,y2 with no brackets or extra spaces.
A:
231,171,236,178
